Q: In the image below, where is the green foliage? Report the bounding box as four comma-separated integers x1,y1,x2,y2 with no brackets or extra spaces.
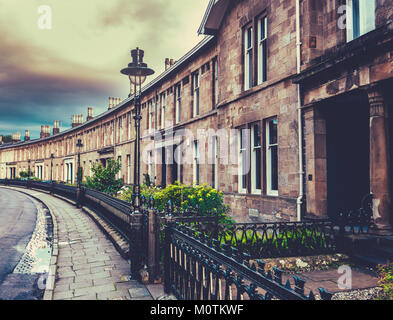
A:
375,264,393,300
119,182,233,223
84,159,123,196
18,171,30,178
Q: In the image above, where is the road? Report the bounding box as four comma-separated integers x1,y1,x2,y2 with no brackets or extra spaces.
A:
0,187,42,300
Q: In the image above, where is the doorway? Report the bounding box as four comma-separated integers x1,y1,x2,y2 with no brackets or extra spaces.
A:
323,93,370,218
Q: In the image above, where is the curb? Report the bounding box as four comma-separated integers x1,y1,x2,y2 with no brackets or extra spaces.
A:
0,186,59,301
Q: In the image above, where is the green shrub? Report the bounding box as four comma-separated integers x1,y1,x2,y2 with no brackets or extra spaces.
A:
84,159,123,196
118,182,233,223
375,264,393,300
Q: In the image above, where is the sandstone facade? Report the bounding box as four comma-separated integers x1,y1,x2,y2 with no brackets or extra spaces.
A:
1,0,392,225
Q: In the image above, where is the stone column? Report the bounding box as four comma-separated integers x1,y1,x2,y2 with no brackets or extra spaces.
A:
367,86,392,233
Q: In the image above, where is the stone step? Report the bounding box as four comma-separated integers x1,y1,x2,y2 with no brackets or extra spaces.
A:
378,236,393,248
351,253,387,268
369,245,393,262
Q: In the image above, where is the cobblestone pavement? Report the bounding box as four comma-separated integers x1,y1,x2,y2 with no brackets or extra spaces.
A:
7,188,154,300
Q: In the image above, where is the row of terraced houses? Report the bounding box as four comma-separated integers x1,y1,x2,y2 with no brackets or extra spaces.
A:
1,0,392,230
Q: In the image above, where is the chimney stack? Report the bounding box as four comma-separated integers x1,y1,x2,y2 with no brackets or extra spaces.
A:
53,120,60,135
72,115,78,128
108,97,122,110
87,107,94,121
165,58,170,70
170,59,174,66
40,125,45,138
24,130,30,141
12,132,21,143
45,125,50,137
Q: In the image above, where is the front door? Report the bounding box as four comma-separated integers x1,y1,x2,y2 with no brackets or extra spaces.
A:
324,93,370,218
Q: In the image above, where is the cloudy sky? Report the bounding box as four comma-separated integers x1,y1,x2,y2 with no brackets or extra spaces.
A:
0,0,210,139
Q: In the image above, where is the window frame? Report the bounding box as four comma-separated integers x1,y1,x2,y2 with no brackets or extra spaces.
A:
346,0,376,42
244,25,253,91
160,92,166,129
148,100,153,132
266,118,278,196
212,57,219,108
175,83,181,124
212,135,219,190
192,71,200,117
251,122,262,195
257,15,268,85
193,140,199,185
238,128,249,194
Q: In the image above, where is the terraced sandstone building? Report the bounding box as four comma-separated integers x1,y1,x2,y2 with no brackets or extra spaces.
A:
1,0,392,229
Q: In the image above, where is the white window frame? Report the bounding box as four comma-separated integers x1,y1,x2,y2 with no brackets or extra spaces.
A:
148,100,153,132
266,119,278,196
238,129,248,194
346,0,375,42
117,155,122,180
127,154,131,184
148,151,154,182
251,123,262,195
176,84,181,124
193,140,199,184
257,16,267,85
160,93,166,129
213,136,218,190
193,72,200,117
213,58,219,106
244,26,253,90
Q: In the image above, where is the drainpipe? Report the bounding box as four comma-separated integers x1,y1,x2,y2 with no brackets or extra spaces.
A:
296,0,304,221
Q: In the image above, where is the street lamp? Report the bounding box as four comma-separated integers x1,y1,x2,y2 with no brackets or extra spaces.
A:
76,139,83,208
121,47,154,280
121,48,154,213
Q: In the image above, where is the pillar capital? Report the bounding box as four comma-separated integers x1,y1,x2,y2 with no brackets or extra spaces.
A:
366,85,387,117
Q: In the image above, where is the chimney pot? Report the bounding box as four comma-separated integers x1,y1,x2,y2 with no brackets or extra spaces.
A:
87,107,94,121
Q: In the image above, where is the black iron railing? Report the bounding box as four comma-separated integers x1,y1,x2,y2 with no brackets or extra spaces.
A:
215,220,337,259
163,223,333,300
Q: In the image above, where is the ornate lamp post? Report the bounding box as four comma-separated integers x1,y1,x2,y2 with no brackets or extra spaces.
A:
76,139,83,208
121,47,154,279
121,48,154,213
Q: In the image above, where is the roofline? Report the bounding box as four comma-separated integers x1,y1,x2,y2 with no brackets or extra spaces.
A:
0,35,216,151
198,0,216,35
